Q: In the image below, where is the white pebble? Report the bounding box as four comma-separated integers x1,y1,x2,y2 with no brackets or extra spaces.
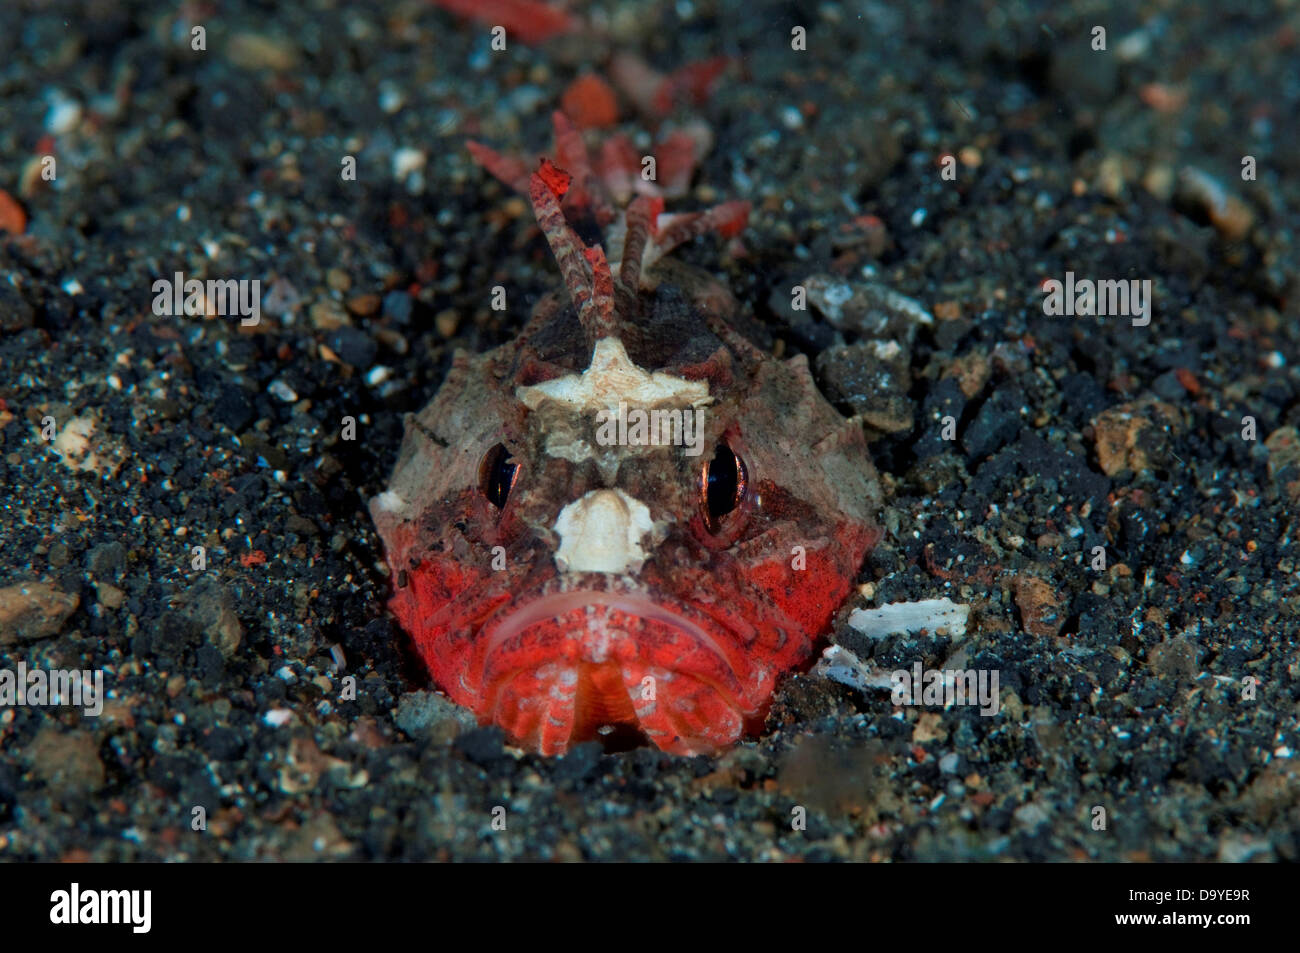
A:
45,93,82,134
392,147,426,180
378,82,405,114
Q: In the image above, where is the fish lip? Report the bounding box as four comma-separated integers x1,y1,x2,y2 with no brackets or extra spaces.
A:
474,585,756,739
478,585,736,674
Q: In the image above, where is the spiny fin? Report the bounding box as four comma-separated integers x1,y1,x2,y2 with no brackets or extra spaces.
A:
528,160,616,346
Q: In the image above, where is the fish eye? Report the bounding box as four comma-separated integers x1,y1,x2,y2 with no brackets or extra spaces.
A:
480,444,520,510
700,442,747,533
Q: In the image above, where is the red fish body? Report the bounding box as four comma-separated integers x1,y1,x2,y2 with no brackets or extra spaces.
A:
371,120,881,755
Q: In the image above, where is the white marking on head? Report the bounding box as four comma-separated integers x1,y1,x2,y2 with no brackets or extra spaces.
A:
553,488,656,574
542,432,594,463
516,337,710,413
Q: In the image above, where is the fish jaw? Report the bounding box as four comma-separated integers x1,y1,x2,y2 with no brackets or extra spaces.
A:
386,559,792,756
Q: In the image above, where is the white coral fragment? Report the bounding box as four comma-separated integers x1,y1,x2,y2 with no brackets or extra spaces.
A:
847,598,970,640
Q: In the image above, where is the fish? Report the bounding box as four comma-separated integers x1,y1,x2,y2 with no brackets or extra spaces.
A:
370,114,882,755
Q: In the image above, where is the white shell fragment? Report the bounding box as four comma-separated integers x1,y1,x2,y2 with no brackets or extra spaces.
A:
811,644,895,692
847,598,970,640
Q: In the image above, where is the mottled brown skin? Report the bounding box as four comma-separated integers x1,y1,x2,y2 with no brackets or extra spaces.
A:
371,155,882,755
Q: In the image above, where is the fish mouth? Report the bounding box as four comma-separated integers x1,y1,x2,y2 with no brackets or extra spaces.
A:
473,588,758,756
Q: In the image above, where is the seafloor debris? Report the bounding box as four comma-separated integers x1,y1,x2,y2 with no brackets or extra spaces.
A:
846,597,970,640
173,576,244,659
1176,166,1254,242
0,580,80,644
43,412,127,478
800,274,934,435
811,643,894,692
803,274,934,342
1012,575,1064,639
1090,396,1184,477
816,339,914,434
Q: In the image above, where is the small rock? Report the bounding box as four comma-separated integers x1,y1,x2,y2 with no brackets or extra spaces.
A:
262,278,301,317
912,377,968,461
1151,370,1188,401
1014,575,1064,638
346,293,381,317
382,291,413,324
1091,398,1183,476
85,541,127,582
1013,801,1051,830
1264,426,1300,479
176,577,243,658
268,379,298,403
453,726,509,767
392,147,426,181
555,741,604,781
434,309,459,338
395,690,478,744
94,582,125,610
277,735,366,794
27,726,105,802
0,284,35,331
943,350,991,399
309,298,350,330
1216,834,1273,863
44,91,83,135
326,326,378,369
282,812,354,861
932,300,961,321
225,32,300,71
284,514,318,537
964,387,1024,462
815,340,914,434
212,385,255,432
0,581,80,644
768,285,837,352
